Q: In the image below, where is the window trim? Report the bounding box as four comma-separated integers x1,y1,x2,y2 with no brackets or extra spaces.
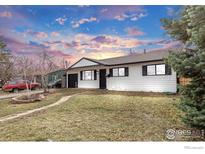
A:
81,70,96,80
110,67,128,77
145,63,167,76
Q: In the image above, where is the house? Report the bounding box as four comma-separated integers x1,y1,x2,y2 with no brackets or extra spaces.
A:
65,49,177,93
46,69,66,88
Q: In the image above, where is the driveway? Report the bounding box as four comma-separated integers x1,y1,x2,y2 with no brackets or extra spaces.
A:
0,90,44,100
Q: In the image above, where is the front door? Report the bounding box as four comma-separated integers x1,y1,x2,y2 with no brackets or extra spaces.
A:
68,74,78,88
99,69,106,89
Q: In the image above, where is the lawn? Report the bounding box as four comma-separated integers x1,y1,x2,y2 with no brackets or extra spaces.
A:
0,89,188,141
0,88,85,118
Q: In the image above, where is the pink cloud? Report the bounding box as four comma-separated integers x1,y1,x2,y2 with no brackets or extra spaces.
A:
35,32,48,39
72,17,97,28
0,11,12,18
162,40,182,49
144,39,182,50
0,35,72,62
126,27,145,36
91,36,117,44
26,30,48,39
51,32,60,37
99,6,147,21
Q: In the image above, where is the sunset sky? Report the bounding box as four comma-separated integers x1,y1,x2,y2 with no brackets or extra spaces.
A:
0,5,182,64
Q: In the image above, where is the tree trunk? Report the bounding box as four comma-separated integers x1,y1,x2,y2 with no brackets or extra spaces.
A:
23,70,30,97
41,75,48,93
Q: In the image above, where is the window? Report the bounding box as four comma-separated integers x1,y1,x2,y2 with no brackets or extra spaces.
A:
147,65,156,75
156,64,165,75
8,81,16,85
119,68,125,76
110,67,128,77
142,64,170,76
81,70,96,80
113,68,119,77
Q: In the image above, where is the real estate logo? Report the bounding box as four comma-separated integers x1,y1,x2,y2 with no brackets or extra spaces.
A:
166,129,176,140
166,128,205,140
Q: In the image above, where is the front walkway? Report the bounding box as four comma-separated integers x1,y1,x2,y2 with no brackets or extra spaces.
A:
0,93,79,123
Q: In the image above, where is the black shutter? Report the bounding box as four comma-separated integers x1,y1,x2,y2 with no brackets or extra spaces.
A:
94,70,97,80
165,64,172,75
142,65,147,76
125,67,129,76
109,68,113,77
80,71,83,80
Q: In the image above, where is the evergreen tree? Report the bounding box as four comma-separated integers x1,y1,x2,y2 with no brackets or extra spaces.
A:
0,40,14,83
161,6,205,129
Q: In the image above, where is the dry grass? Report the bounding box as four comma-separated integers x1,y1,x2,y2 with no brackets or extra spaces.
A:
0,88,84,118
0,89,186,141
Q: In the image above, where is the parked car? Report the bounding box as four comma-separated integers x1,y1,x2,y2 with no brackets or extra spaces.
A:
2,80,41,92
48,79,62,88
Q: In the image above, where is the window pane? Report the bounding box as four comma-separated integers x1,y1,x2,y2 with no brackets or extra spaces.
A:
147,65,156,75
156,64,165,75
119,68,125,76
113,68,118,76
84,71,92,80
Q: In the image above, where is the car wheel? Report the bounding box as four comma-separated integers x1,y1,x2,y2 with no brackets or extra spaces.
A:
13,88,19,93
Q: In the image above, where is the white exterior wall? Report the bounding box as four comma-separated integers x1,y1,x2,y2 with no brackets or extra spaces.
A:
67,61,177,92
106,62,177,93
67,66,102,89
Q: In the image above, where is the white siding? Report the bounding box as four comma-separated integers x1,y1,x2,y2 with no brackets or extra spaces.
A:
106,62,177,93
71,59,99,68
67,66,102,89
67,61,177,92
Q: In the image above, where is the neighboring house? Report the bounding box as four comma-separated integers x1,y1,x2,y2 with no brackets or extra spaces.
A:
46,69,66,88
65,49,177,93
32,74,42,84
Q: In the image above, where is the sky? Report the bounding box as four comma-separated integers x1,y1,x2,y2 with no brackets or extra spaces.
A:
0,5,182,65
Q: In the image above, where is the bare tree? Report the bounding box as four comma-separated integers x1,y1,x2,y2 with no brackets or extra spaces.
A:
37,51,59,92
14,56,38,95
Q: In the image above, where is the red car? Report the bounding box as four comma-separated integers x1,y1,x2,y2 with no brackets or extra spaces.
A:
2,80,41,92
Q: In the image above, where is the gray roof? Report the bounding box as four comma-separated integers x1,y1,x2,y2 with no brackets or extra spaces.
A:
68,48,179,69
93,49,173,66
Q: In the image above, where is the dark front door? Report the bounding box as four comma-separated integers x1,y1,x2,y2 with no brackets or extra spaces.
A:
99,69,106,89
68,74,78,88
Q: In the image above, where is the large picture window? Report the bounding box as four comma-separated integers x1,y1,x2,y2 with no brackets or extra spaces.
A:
80,70,96,80
142,64,171,76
